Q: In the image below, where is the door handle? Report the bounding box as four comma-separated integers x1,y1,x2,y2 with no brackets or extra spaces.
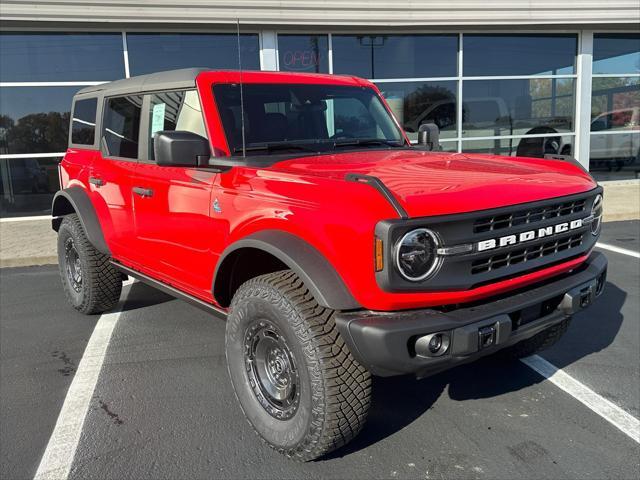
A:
89,177,104,187
133,186,154,198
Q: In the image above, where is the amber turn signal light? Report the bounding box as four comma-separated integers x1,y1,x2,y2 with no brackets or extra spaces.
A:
375,237,384,272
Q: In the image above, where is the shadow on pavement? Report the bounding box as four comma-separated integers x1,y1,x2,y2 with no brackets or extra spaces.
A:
326,281,625,459
119,282,175,312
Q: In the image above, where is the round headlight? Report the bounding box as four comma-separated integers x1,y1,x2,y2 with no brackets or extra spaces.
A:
591,194,603,236
395,228,441,281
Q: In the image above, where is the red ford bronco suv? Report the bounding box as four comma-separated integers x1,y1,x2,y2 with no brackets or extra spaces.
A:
54,68,607,461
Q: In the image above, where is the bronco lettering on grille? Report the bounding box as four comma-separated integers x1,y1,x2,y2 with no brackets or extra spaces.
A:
476,218,586,252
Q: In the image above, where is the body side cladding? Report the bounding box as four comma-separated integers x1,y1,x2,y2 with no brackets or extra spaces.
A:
51,187,110,256
213,230,361,311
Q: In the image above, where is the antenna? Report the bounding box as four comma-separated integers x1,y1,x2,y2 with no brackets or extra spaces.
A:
236,18,247,158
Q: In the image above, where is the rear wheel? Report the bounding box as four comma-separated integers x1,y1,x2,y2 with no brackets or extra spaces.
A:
57,214,122,314
225,270,371,461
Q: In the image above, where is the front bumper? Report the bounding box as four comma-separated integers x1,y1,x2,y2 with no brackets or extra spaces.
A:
335,252,607,377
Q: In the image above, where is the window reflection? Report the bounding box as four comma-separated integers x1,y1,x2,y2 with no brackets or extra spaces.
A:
462,136,575,158
0,33,125,81
0,156,61,217
463,35,577,76
593,34,640,75
376,81,457,140
127,33,260,76
0,87,79,155
332,35,457,79
462,79,574,137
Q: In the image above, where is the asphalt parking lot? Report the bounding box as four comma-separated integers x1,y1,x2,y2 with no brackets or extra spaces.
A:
1,221,639,480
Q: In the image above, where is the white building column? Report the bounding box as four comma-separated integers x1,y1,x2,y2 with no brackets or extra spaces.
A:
574,31,594,169
260,31,278,71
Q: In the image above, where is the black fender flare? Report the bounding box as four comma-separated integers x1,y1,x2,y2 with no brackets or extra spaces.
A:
51,187,111,255
213,230,361,311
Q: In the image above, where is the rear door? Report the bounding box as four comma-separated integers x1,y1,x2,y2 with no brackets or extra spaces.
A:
90,94,143,264
131,89,218,300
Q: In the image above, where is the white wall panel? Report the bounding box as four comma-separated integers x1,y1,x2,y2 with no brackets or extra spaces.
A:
1,0,638,27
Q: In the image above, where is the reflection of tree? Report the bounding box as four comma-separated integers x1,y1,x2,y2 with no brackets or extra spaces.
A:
4,112,69,154
404,85,455,123
0,115,15,154
591,77,640,117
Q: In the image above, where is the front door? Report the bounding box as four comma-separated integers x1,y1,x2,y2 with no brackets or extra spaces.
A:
131,90,218,300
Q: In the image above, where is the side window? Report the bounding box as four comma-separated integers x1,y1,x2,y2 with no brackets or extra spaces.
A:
147,90,207,160
102,95,143,159
71,98,98,145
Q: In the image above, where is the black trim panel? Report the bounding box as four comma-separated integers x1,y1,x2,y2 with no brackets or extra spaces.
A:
213,230,360,311
345,173,408,219
51,187,110,256
113,261,227,320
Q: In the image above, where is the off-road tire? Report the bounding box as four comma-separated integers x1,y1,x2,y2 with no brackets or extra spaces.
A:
225,270,371,461
57,214,122,314
502,317,572,359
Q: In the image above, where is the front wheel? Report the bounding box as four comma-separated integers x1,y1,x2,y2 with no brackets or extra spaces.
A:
57,214,122,314
225,270,371,461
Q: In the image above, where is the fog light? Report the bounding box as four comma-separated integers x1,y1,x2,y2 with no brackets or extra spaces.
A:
428,335,442,353
415,332,450,357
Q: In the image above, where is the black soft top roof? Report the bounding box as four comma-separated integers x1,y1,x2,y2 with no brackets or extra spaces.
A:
75,68,208,97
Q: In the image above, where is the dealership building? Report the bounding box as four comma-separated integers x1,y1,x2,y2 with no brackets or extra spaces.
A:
0,1,638,217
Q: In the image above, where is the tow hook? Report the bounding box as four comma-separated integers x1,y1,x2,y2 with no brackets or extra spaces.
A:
478,325,497,350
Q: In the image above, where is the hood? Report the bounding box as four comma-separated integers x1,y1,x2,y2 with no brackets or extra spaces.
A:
267,149,598,218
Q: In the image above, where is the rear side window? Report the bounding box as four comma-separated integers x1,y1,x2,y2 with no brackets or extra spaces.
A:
102,95,143,159
147,89,207,160
71,98,98,145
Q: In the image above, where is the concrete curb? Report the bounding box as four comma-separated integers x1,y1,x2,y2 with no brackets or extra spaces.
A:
0,257,58,268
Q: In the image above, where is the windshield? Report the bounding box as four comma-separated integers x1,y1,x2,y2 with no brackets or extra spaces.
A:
213,83,405,155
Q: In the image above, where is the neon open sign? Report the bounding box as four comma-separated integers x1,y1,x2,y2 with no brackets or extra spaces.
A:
282,50,321,71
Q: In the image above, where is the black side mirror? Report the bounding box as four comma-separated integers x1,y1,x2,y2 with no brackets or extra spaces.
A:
154,131,211,167
417,123,440,151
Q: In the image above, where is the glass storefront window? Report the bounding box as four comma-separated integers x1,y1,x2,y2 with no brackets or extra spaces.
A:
461,136,575,158
590,76,639,180
0,87,80,155
463,35,577,76
277,35,329,73
0,156,61,217
127,33,260,76
462,78,575,137
463,35,578,77
375,81,457,140
332,35,457,79
593,34,640,75
0,33,125,82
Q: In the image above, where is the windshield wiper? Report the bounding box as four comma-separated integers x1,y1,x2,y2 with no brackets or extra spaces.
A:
233,142,318,154
333,138,405,148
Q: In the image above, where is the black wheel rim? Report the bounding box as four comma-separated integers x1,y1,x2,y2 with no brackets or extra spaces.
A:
244,320,300,420
64,237,82,293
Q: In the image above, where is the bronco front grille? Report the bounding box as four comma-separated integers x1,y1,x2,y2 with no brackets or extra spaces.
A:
473,199,586,234
471,233,584,274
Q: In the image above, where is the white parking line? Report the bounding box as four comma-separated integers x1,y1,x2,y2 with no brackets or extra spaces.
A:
522,355,640,444
33,280,134,480
596,242,640,259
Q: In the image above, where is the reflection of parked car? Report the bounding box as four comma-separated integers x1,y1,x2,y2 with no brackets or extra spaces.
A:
405,97,509,137
406,97,573,157
590,107,640,170
6,158,49,193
